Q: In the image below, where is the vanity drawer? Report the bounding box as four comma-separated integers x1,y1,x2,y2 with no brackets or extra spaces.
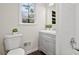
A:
39,32,56,39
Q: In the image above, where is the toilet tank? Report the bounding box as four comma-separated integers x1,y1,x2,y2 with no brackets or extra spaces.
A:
4,34,23,51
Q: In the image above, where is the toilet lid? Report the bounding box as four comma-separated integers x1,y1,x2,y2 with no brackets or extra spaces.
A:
7,48,25,55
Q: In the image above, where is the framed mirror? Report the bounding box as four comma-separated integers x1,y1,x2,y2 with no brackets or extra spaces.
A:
46,3,56,25
19,3,36,25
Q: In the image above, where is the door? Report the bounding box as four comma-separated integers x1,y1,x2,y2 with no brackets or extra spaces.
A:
56,3,76,55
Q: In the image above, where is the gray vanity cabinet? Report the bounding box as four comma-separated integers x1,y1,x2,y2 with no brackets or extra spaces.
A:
38,32,56,55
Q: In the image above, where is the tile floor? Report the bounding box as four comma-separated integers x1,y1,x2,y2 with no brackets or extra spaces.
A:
28,50,46,55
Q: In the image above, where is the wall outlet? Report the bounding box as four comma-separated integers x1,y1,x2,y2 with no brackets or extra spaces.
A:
24,42,31,46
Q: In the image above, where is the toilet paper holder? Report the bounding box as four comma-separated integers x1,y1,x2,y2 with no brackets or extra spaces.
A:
70,37,79,51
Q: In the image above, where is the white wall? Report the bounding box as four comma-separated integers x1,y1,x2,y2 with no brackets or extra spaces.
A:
56,3,76,55
75,4,79,50
0,4,5,54
0,3,46,54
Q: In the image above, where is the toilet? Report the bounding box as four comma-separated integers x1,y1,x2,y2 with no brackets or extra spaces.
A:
7,48,25,55
4,34,25,55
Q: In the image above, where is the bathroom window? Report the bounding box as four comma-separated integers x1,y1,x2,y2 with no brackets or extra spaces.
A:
19,3,36,25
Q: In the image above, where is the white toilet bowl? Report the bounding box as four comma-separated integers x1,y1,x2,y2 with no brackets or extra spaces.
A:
7,48,25,55
4,34,25,55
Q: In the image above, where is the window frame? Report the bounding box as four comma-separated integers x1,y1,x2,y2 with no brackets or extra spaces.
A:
19,3,36,25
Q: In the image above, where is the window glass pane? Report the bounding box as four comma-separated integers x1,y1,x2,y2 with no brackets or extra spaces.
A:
21,3,35,23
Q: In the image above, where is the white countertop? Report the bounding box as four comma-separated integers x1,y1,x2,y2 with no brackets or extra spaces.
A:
40,30,56,35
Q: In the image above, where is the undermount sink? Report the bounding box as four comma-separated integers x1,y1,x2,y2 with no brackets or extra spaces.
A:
40,30,56,35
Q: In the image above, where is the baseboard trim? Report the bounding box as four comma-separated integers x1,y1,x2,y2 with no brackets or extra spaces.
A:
25,48,38,55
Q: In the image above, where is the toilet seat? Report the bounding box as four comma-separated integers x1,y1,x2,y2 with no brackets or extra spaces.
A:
7,48,25,55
